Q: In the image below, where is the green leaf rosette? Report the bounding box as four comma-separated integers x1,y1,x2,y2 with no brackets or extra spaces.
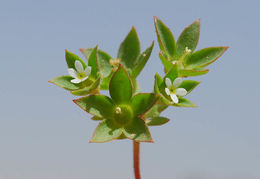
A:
73,65,159,143
154,17,228,77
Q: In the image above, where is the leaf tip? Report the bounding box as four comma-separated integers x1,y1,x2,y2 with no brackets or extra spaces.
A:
131,26,136,31
153,16,159,21
224,46,230,50
195,18,201,23
79,48,85,53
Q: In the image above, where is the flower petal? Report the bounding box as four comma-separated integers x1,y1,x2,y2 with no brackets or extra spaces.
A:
75,60,84,73
176,88,187,97
165,88,170,95
173,77,183,88
68,68,78,78
84,66,92,76
71,78,82,84
165,78,172,88
170,93,178,103
81,76,89,82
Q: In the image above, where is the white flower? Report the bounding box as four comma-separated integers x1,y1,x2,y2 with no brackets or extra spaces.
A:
68,60,91,84
165,77,187,103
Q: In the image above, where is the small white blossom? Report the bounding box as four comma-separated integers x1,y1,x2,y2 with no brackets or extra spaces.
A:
68,60,91,84
185,47,191,53
165,77,187,103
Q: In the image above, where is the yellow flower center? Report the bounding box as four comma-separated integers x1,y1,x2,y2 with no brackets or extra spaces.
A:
77,72,87,79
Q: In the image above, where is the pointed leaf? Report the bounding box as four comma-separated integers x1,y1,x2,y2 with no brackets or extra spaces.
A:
185,47,229,68
73,95,114,118
90,119,123,143
146,116,170,126
100,72,113,90
179,69,209,77
49,76,81,91
88,46,98,79
176,19,200,57
174,98,197,107
117,27,140,69
159,51,173,73
143,103,168,119
65,50,86,69
154,16,176,59
132,41,154,79
154,73,163,94
164,64,178,82
131,93,159,117
132,78,141,95
178,80,200,94
123,117,153,142
109,64,133,104
80,48,112,77
71,78,100,96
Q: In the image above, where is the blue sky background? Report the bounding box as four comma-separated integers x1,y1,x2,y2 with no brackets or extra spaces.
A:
1,0,260,178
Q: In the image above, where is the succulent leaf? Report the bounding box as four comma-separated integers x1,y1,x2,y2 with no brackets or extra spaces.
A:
131,93,159,117
73,95,114,118
176,19,200,57
146,116,170,126
154,16,176,59
185,47,229,68
109,64,133,104
117,27,140,70
132,41,154,79
65,50,86,69
49,76,81,91
90,119,123,143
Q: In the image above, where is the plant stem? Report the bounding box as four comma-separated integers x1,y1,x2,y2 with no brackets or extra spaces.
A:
133,141,141,179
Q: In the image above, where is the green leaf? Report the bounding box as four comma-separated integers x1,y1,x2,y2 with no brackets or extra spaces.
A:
109,65,133,104
117,27,140,69
71,78,100,96
185,46,229,68
154,73,163,94
132,41,154,79
132,78,141,95
143,103,168,119
100,72,113,90
49,76,81,91
88,46,99,79
91,116,103,121
174,98,197,107
73,95,114,118
123,117,153,142
159,51,172,73
65,50,86,69
179,69,209,77
90,119,123,143
164,64,178,82
176,19,200,57
146,116,170,126
131,93,159,117
80,48,112,77
154,16,176,59
178,80,200,94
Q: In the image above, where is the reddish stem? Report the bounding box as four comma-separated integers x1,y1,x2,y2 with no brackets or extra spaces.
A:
133,141,141,179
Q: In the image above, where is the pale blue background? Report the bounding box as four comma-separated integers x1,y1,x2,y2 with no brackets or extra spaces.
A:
1,0,260,178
